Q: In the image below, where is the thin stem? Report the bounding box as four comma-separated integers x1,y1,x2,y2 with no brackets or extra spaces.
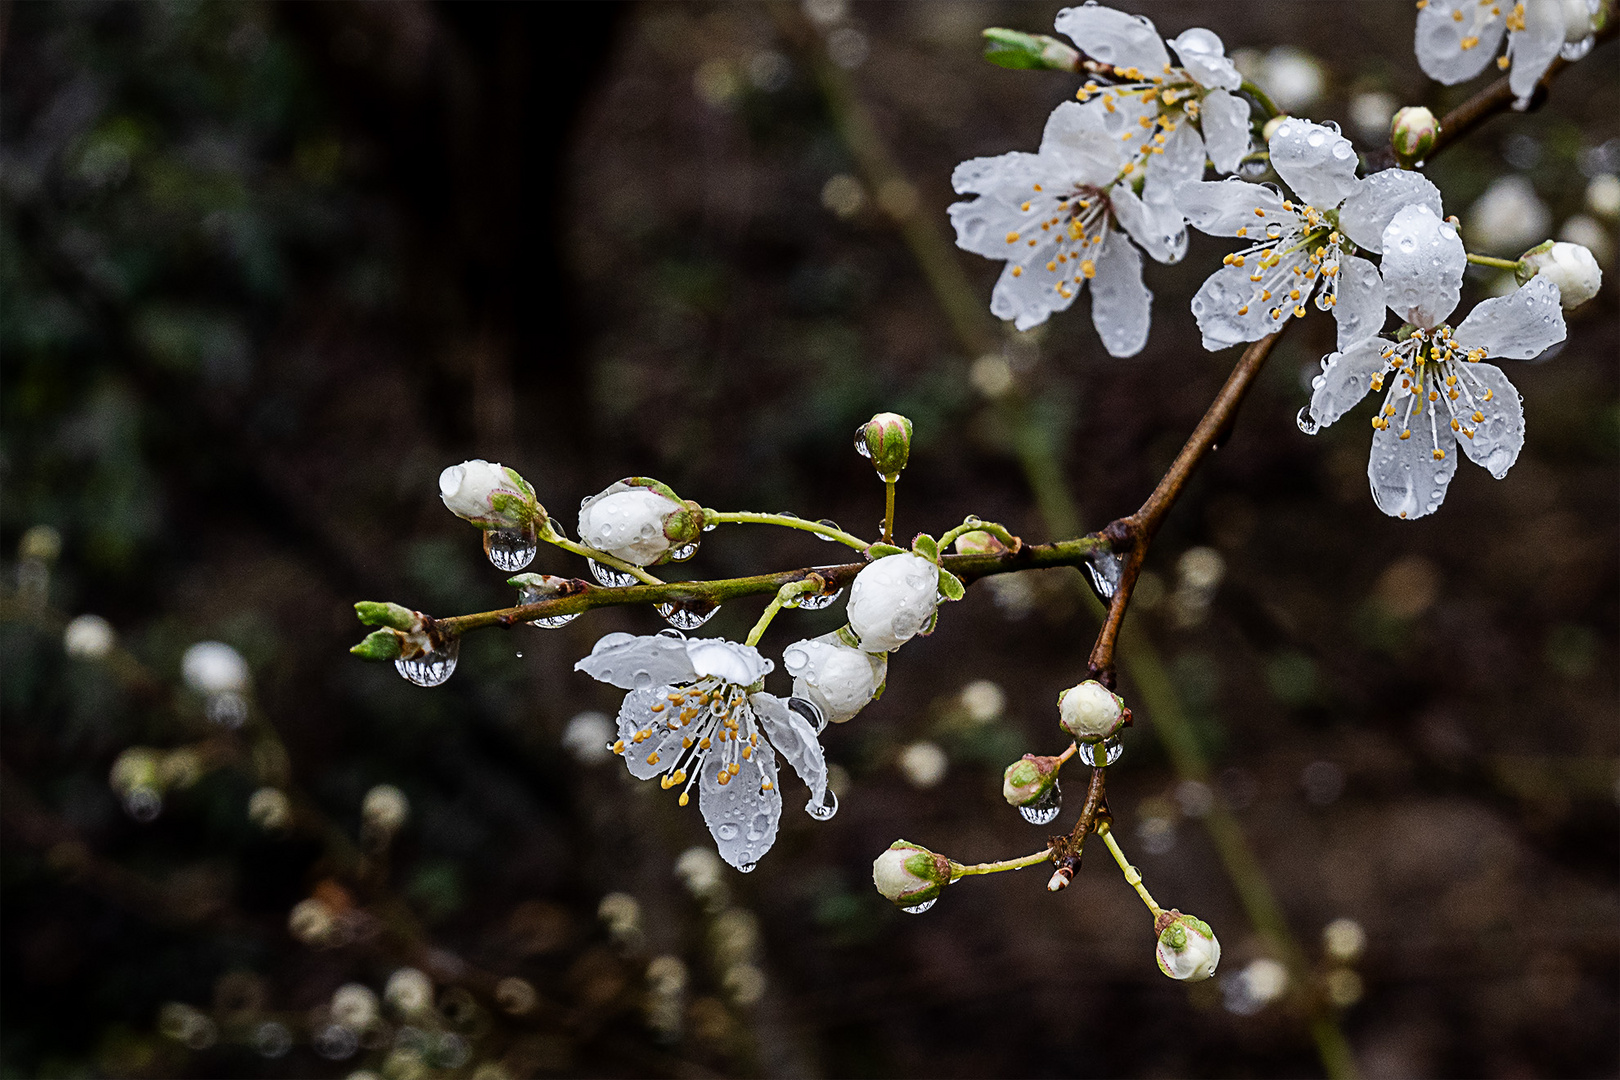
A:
745,578,822,647
543,533,663,586
883,481,896,544
706,510,871,551
1054,741,1078,767
1240,78,1281,120
1467,252,1522,271
949,848,1053,879
1096,821,1164,918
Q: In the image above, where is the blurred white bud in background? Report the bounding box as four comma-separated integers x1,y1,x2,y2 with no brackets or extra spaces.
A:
897,741,947,789
1468,176,1551,255
63,614,115,659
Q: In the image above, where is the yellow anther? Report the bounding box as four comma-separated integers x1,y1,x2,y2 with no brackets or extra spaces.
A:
1452,7,1464,19
1058,287,1073,298
650,703,664,712
1432,448,1446,459
1289,288,1301,300
1261,289,1272,300
611,739,625,754
1283,200,1294,211
762,781,774,792
1011,266,1022,277
1238,304,1249,315
1080,260,1095,278
1399,430,1411,440
1472,411,1484,422
678,792,689,806
647,752,660,765
1028,238,1037,246
1006,231,1020,243
717,771,730,786
1497,55,1511,69
1483,389,1494,401
1294,305,1306,317
1033,183,1043,192
1254,207,1266,217
699,737,711,749
741,745,752,759
1460,35,1479,48
1047,261,1058,272
1450,419,1461,431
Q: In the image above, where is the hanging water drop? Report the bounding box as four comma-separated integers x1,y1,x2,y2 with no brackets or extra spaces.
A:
1083,548,1125,602
395,638,460,687
519,586,580,628
787,696,826,734
1018,779,1063,825
794,586,844,612
736,860,758,874
668,541,700,562
483,525,538,572
901,898,936,914
814,519,841,541
656,599,720,629
587,559,639,588
1077,736,1124,767
1296,406,1321,435
854,427,874,459
806,789,838,820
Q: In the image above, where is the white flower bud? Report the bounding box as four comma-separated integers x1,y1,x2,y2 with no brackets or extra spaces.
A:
897,741,948,789
871,840,951,907
1559,0,1594,41
248,787,291,831
782,632,886,724
384,968,434,1016
1519,240,1602,310
361,784,409,832
63,614,116,659
846,553,939,654
1057,680,1127,742
1468,176,1550,256
1156,912,1221,982
438,460,540,530
182,641,250,696
576,482,692,566
330,983,380,1029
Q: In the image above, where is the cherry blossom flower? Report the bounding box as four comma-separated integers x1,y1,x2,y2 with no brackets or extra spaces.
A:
1177,118,1444,351
1414,0,1598,107
1056,4,1254,174
575,632,833,870
1304,203,1566,519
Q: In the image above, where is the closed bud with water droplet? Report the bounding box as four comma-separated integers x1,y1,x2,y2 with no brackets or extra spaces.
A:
350,629,405,661
855,412,913,481
1516,240,1602,310
439,460,542,531
1389,106,1437,165
1155,910,1221,982
872,840,952,908
1002,754,1060,808
577,478,704,567
783,632,887,724
952,529,1005,556
846,552,940,654
1057,680,1128,742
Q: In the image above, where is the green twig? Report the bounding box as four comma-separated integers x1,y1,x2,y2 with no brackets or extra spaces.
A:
745,577,823,647
542,532,663,586
705,510,871,551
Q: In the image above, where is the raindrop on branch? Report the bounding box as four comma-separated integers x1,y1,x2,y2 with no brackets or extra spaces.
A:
1018,779,1063,825
656,599,720,629
484,525,538,572
901,898,936,914
1084,548,1126,602
1077,736,1124,767
588,560,639,588
395,639,460,687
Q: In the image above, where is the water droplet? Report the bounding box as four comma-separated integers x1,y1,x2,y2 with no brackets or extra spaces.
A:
807,789,838,820
737,860,758,874
668,541,700,562
587,559,639,588
1018,779,1062,825
656,599,720,629
793,586,844,612
1331,141,1354,160
515,650,523,658
814,519,841,541
1306,129,1326,148
531,612,579,629
702,522,717,532
1083,549,1125,602
395,638,460,687
124,786,162,822
1296,406,1321,435
788,696,826,734
717,822,739,841
1398,235,1416,253
1078,736,1124,767
901,898,936,914
483,526,538,572
657,628,686,639
1239,159,1270,180
853,426,873,460
747,812,772,841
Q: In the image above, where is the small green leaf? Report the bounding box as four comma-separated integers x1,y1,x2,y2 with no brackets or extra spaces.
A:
350,628,404,660
866,543,905,558
937,569,966,601
911,533,939,562
354,601,418,631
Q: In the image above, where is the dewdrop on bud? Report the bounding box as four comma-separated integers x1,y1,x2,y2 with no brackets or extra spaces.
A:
846,553,940,654
384,968,434,1017
182,641,250,696
330,984,380,1029
1155,911,1222,982
1057,680,1128,742
438,460,542,531
577,479,703,567
361,784,409,833
248,787,291,831
871,840,952,912
1516,240,1602,310
1389,106,1437,165
854,412,913,481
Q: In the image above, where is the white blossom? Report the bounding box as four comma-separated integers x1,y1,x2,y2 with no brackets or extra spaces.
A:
1156,913,1222,982
1414,0,1596,108
1305,203,1567,519
1178,118,1445,351
577,482,682,566
181,641,250,696
1520,240,1602,309
575,633,831,869
845,553,939,653
782,631,886,724
438,459,538,530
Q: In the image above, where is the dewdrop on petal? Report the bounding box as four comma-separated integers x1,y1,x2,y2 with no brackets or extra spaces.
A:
1517,240,1602,310
846,553,940,654
872,840,952,912
1155,911,1221,982
1057,680,1128,742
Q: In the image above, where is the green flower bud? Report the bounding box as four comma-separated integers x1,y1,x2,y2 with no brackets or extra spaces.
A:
354,601,422,632
1155,910,1221,982
855,412,913,482
871,840,951,909
1002,754,1060,807
1390,106,1438,165
953,529,1006,556
350,629,405,661
981,28,1081,72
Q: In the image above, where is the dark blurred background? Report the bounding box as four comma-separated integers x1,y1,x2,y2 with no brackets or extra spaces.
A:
2,2,1616,1077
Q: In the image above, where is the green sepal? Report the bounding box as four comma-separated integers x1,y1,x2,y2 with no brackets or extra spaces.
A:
834,624,861,649
911,533,939,562
350,629,404,661
871,675,887,701
866,542,905,558
501,465,538,504
982,28,1080,72
488,491,538,529
937,568,965,602
354,601,418,632
918,609,939,637
506,573,549,590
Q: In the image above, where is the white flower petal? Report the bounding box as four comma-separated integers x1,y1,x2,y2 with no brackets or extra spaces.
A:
1333,254,1387,350
1508,0,1566,103
575,632,698,690
1090,232,1153,358
1309,336,1389,428
1189,259,1291,350
751,693,829,813
1054,4,1171,73
614,686,690,780
699,744,781,870
1451,276,1567,359
990,256,1079,331
1040,100,1131,184
1339,169,1444,252
1168,28,1242,90
1112,185,1184,264
1199,89,1252,174
1451,362,1525,478
685,639,772,686
1176,178,1288,235
1268,118,1361,209
1414,0,1504,85
951,151,1044,196
1380,204,1464,329
1369,386,1460,520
